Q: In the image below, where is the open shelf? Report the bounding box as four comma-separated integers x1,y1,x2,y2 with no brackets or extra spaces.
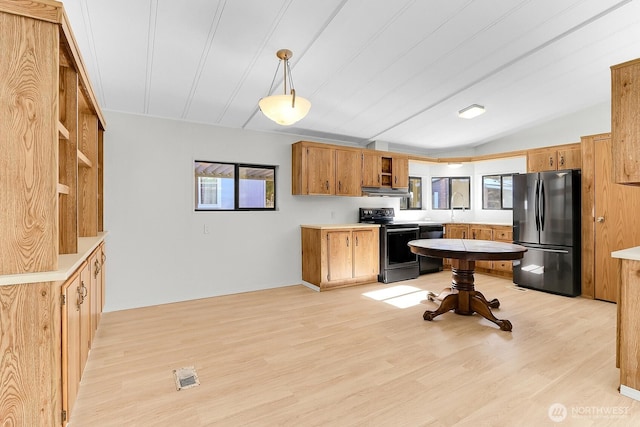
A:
57,183,70,194
58,121,69,140
77,149,92,168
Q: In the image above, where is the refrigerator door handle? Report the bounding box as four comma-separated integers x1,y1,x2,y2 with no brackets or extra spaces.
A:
525,247,569,254
534,179,540,231
540,180,546,231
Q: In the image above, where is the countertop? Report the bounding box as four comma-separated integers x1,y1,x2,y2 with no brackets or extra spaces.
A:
301,224,381,230
0,233,108,286
612,246,640,261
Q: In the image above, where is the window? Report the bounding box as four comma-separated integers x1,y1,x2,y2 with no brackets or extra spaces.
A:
482,174,513,210
195,161,276,211
400,176,422,210
431,176,470,210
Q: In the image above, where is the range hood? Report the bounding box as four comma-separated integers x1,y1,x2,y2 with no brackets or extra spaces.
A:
361,187,410,197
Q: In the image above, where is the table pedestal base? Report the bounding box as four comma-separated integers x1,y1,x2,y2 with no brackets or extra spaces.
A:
423,259,512,331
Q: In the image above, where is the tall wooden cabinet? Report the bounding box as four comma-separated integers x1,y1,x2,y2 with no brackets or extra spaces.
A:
301,225,379,290
0,2,106,426
611,58,640,185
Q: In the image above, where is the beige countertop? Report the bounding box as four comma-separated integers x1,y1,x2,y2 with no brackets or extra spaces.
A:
0,233,108,286
612,246,640,261
301,224,381,230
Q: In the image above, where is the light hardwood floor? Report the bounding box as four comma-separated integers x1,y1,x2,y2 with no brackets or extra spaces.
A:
70,272,639,426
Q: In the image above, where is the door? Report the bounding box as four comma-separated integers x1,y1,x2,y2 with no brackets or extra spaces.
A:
594,138,640,302
353,229,377,278
79,262,91,374
513,173,539,244
385,227,418,268
326,230,352,282
470,226,493,270
538,170,578,247
392,156,409,188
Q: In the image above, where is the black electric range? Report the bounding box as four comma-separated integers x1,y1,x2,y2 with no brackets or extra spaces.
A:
359,208,420,283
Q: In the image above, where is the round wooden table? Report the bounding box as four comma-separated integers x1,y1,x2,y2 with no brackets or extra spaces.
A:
408,239,527,331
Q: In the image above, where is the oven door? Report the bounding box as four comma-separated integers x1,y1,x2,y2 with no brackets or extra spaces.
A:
384,226,419,269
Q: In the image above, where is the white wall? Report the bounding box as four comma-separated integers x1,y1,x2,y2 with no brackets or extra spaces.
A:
103,111,398,312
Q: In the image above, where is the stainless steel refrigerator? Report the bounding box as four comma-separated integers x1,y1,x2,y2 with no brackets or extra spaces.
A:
512,170,581,296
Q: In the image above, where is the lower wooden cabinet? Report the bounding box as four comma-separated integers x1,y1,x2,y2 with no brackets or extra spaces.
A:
444,223,513,276
62,242,106,422
0,239,106,426
301,225,379,290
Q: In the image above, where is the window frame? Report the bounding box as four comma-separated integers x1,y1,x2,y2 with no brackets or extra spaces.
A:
400,176,423,210
431,176,471,210
481,174,513,210
194,160,277,212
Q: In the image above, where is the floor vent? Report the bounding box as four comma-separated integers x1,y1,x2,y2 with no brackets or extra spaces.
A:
174,366,200,391
507,285,527,292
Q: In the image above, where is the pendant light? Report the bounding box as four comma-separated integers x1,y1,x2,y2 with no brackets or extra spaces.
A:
258,49,311,126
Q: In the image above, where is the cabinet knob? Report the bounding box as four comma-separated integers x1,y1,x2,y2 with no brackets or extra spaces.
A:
549,156,554,167
559,155,565,167
596,216,605,223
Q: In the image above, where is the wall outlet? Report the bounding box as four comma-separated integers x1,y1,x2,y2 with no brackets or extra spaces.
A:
203,224,209,234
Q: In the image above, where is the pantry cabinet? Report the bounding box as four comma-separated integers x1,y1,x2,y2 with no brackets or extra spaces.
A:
0,1,106,425
526,143,581,172
611,58,640,185
301,225,379,290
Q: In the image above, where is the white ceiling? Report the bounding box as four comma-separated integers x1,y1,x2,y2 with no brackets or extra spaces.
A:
62,0,640,153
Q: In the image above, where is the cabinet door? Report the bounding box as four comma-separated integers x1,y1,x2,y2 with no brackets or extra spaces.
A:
527,149,557,172
89,247,102,341
335,149,361,196
445,224,469,239
353,229,378,278
62,274,81,420
361,151,381,187
470,226,493,269
79,263,91,374
612,59,640,184
326,230,352,282
306,146,335,195
392,156,409,188
557,145,581,170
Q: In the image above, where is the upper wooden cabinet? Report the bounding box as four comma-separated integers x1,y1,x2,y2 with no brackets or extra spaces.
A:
363,152,409,189
292,141,361,196
612,58,640,185
0,1,105,275
526,143,581,172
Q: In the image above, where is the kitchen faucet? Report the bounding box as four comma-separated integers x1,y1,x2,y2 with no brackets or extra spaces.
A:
450,191,465,222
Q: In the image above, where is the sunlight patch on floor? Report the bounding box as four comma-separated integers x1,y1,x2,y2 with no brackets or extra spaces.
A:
362,285,430,308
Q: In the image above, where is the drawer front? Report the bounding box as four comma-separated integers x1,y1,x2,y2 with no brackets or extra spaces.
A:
493,228,513,242
493,260,513,272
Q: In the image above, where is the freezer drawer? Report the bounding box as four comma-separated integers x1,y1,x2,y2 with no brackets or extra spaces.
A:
512,244,580,297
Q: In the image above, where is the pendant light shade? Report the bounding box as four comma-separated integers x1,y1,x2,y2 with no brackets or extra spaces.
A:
259,49,311,126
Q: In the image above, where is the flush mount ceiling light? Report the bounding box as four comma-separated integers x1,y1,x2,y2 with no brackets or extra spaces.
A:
258,49,311,126
447,162,463,169
458,104,485,119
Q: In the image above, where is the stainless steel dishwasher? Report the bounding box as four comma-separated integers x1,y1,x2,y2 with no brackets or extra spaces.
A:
418,224,444,274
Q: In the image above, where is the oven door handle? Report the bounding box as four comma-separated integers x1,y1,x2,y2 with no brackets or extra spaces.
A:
386,227,419,233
